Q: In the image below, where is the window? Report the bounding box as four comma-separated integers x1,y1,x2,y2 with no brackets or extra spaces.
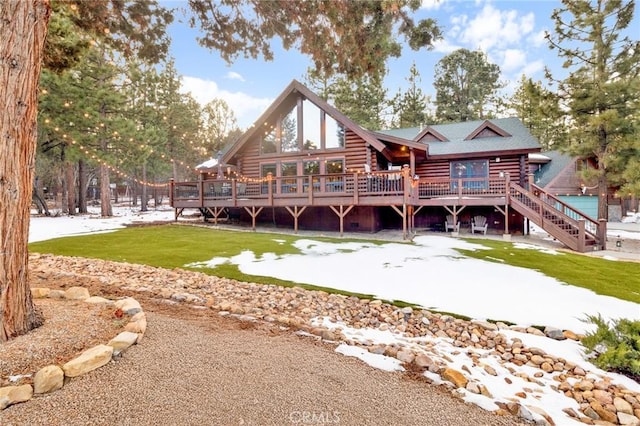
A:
303,160,319,175
281,162,298,192
450,160,489,189
303,160,320,192
281,107,299,153
325,114,345,149
260,163,276,194
326,159,344,174
302,100,320,151
261,127,277,154
325,159,344,192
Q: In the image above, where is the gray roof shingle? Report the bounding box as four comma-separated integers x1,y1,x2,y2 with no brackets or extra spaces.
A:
377,117,541,156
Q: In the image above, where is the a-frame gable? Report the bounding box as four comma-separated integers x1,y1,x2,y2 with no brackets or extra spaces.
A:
222,79,388,162
464,120,512,141
413,126,448,143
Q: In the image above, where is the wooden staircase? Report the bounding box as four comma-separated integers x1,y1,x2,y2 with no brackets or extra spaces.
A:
508,182,606,252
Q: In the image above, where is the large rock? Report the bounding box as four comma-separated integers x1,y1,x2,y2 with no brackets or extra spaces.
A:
114,297,142,315
64,286,90,300
124,314,147,334
62,344,113,378
108,331,139,355
589,400,618,424
84,296,113,305
615,397,634,415
30,287,50,298
0,384,33,410
618,412,640,426
441,368,468,388
544,326,566,340
34,365,64,394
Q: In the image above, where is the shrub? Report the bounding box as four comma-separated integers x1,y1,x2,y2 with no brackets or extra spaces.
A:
581,314,640,380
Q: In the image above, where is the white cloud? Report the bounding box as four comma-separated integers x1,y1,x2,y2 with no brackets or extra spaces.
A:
500,49,527,73
520,60,545,78
179,76,272,130
528,29,549,48
420,0,445,10
432,38,460,54
225,71,245,82
459,4,535,51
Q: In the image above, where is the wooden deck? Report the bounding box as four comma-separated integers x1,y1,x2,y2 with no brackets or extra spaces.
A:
171,169,509,211
170,167,606,252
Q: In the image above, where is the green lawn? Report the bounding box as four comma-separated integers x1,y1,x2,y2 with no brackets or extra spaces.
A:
458,238,640,304
28,224,640,305
28,224,387,298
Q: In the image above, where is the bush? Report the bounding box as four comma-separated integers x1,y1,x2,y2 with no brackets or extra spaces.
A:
581,314,640,380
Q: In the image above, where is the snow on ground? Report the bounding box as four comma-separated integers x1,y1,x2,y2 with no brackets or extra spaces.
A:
28,205,176,243
29,206,640,425
193,236,639,334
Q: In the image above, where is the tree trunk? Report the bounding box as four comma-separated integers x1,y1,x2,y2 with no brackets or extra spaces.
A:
0,0,50,341
141,161,148,211
99,163,112,217
65,161,76,215
78,159,87,213
598,174,608,221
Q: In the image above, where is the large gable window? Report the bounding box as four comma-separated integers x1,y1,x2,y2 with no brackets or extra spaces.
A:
261,127,277,154
302,99,320,150
325,114,345,149
281,107,299,153
260,96,345,155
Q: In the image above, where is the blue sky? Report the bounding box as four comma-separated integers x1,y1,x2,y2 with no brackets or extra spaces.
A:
164,0,639,129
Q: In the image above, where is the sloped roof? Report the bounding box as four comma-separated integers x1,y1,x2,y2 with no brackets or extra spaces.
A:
534,150,575,187
222,79,398,163
220,80,538,164
376,117,540,157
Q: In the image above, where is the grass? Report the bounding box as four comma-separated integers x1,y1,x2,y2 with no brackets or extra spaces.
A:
28,224,640,307
28,224,390,299
458,238,640,304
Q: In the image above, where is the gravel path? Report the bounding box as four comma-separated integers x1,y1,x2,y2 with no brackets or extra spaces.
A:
2,301,525,426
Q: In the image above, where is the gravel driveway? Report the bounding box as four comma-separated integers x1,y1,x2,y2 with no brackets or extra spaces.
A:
2,300,525,426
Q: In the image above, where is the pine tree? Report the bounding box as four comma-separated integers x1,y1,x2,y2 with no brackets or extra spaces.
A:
433,49,504,123
509,75,567,150
391,62,430,128
546,0,640,219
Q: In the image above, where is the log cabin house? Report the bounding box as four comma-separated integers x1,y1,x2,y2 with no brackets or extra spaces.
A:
171,80,607,252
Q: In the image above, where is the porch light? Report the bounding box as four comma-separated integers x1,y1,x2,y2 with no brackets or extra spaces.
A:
499,171,505,178
495,157,501,163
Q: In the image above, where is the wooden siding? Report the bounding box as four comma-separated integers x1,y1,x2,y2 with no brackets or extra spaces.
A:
414,156,524,181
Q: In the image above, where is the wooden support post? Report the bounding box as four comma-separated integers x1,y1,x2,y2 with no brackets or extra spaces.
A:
329,205,354,237
169,178,174,208
598,219,607,250
389,204,408,239
577,219,586,252
285,206,307,234
244,206,263,231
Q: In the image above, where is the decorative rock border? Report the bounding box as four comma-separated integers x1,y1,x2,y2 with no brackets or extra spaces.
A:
26,254,640,425
0,287,145,411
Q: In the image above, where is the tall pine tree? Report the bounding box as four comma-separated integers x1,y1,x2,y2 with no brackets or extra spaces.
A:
546,0,640,219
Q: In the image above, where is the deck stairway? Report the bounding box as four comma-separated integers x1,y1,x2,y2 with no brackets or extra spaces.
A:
508,182,606,252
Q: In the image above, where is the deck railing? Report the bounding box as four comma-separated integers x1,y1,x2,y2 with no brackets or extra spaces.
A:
415,177,507,199
171,171,513,206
